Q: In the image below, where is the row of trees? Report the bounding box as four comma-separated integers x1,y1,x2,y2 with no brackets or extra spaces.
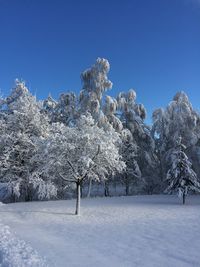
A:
0,58,200,212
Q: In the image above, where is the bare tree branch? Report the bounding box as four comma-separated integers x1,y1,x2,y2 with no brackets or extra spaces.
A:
66,159,77,174
59,145,101,183
91,144,101,161
59,153,77,174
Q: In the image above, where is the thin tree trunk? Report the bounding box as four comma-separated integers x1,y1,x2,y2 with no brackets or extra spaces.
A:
80,184,83,198
160,154,164,181
182,192,186,205
125,174,129,196
104,181,110,197
75,182,81,215
125,181,129,196
87,178,92,198
25,186,32,202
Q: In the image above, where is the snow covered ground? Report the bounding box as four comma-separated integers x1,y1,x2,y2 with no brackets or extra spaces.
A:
0,195,200,267
0,222,47,267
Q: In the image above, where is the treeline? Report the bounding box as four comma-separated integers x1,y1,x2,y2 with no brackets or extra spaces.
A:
0,58,200,208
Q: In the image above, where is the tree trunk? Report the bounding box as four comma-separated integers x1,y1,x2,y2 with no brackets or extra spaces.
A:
25,186,32,202
125,181,129,196
80,184,83,198
75,182,81,215
160,155,164,182
87,178,92,198
182,192,186,205
125,173,129,196
104,181,110,197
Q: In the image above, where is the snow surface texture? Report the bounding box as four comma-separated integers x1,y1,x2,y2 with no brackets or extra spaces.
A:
0,222,47,267
0,195,200,267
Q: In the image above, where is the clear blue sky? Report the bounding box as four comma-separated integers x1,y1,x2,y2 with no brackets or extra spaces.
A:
0,0,200,123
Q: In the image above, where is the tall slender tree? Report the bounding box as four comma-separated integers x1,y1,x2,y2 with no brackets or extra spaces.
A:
117,89,159,193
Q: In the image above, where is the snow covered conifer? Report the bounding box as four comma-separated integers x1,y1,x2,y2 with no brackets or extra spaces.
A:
165,137,200,204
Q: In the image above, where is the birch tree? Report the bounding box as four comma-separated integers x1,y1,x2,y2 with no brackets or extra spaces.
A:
117,89,159,193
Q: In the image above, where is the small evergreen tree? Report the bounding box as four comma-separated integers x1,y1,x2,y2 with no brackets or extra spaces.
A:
165,137,200,204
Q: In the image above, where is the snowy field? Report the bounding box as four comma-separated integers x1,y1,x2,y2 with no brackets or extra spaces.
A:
0,195,200,267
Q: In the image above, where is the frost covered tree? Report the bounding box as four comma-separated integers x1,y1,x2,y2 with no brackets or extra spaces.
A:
1,79,49,137
152,91,200,153
165,137,200,204
5,62,200,204
120,129,141,195
42,114,125,215
43,92,77,125
103,95,123,132
0,80,53,202
80,57,112,111
79,58,127,195
43,58,117,131
117,89,159,193
42,94,57,119
152,91,200,183
79,58,113,127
